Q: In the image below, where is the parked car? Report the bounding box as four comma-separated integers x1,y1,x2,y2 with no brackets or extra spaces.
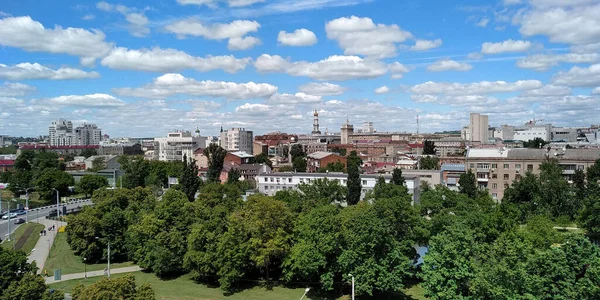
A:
14,218,25,224
16,210,26,216
2,213,18,220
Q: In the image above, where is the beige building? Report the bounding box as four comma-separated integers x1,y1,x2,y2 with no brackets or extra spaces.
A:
467,148,600,201
469,113,489,143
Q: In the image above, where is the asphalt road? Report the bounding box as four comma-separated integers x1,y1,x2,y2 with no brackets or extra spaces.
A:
0,200,92,242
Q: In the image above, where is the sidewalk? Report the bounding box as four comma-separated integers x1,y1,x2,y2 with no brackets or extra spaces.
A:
27,217,67,274
45,266,143,284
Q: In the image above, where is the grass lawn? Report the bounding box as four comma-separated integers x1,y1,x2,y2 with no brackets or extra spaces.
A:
50,271,427,300
1,222,44,253
44,232,134,275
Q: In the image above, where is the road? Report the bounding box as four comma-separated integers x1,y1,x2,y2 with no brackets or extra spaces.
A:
0,199,92,241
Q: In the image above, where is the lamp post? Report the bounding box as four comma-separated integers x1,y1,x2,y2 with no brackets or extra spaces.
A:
25,188,32,223
348,274,355,300
84,258,87,279
52,188,59,230
299,287,310,300
95,237,111,277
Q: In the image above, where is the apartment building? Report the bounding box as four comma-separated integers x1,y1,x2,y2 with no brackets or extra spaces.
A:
220,128,253,154
466,148,600,201
154,131,207,162
256,172,420,204
49,119,102,146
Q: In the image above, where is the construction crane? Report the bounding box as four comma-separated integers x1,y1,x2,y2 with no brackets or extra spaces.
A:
527,118,544,126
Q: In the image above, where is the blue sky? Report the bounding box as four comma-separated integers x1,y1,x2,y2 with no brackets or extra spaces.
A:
1,0,599,137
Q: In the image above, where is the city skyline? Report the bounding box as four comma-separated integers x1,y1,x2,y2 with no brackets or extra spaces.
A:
1,0,600,137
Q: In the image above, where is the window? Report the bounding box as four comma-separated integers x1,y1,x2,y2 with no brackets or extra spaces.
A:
515,164,521,170
503,164,509,169
270,178,274,182
362,180,367,185
515,174,521,180
470,163,475,169
527,164,534,171
504,183,509,189
578,165,585,170
264,178,268,182
491,163,498,169
492,193,498,199
492,174,498,179
492,183,497,189
288,178,292,183
504,174,509,180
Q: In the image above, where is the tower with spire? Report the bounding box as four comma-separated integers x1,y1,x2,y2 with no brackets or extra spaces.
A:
341,115,354,144
311,109,321,134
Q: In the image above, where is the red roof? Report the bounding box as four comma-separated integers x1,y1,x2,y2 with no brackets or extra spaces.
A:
0,160,15,166
19,145,100,150
408,143,424,148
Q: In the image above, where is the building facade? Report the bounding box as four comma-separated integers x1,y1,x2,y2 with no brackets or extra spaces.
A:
74,124,102,145
306,151,347,172
220,128,253,154
469,113,489,143
154,131,207,162
49,119,102,146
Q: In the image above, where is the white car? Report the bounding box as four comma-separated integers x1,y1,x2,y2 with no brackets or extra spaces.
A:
1,213,17,220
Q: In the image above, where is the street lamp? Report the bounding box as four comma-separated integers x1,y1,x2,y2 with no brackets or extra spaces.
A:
95,236,111,277
83,258,87,279
348,274,355,300
25,187,33,223
299,287,310,300
52,188,59,232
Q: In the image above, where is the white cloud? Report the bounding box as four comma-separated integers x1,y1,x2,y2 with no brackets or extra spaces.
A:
388,62,410,79
520,85,571,96
411,94,500,107
96,1,113,11
235,103,270,114
374,86,389,94
101,47,251,73
592,87,600,95
475,17,489,28
298,82,346,96
227,36,262,50
503,0,522,5
268,92,321,104
96,2,149,37
427,59,473,72
113,73,278,100
176,0,264,7
516,53,600,71
47,93,126,107
481,39,534,54
551,64,600,87
0,97,25,106
254,54,388,81
519,2,600,45
0,63,99,80
410,39,443,51
411,80,542,95
231,0,371,19
277,29,317,46
0,16,113,64
0,82,36,97
468,52,484,60
82,14,95,21
325,16,413,58
165,18,261,50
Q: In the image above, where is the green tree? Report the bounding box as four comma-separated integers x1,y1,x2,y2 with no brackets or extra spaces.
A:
0,247,36,291
227,168,241,184
253,153,273,168
539,159,575,218
80,148,98,158
297,178,347,207
76,174,109,198
419,156,439,170
0,145,17,155
118,156,150,188
74,274,155,300
180,154,200,202
503,171,541,221
292,156,307,172
346,150,362,205
14,150,34,172
0,273,61,300
423,140,436,155
34,168,74,200
203,144,227,183
458,170,477,199
290,144,305,160
580,194,600,237
88,157,106,172
573,168,587,201
587,158,600,186
330,147,347,156
32,151,59,173
523,137,548,149
392,168,405,186
317,161,345,172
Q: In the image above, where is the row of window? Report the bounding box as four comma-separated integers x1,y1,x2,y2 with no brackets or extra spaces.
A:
472,163,535,171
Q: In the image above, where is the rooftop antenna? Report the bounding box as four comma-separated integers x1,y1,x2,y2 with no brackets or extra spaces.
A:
416,114,420,136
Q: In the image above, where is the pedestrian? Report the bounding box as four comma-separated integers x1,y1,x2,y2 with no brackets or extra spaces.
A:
44,230,46,236
44,269,47,277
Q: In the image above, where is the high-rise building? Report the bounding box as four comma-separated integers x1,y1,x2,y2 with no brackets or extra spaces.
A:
49,119,74,146
74,124,102,145
469,113,489,143
362,122,374,133
220,128,253,154
311,110,321,134
154,130,207,161
341,118,354,144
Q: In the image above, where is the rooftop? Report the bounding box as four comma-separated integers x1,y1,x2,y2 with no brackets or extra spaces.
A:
441,163,466,172
260,172,418,180
307,151,338,160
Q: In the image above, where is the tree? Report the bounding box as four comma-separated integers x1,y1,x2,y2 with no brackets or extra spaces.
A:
297,178,347,206
203,144,227,183
76,174,109,198
253,153,272,168
118,156,149,189
14,150,34,172
419,156,439,170
573,169,587,202
580,194,600,237
587,158,600,188
392,168,405,186
539,159,575,218
290,144,305,160
34,168,74,200
317,161,345,172
330,147,347,156
346,150,362,205
1,273,63,300
0,247,36,291
73,274,155,300
80,148,97,158
523,137,548,149
292,157,307,172
227,168,240,184
32,151,59,173
458,170,477,199
180,154,200,202
423,140,436,155
88,157,106,172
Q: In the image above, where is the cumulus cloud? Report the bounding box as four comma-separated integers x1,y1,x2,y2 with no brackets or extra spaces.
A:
388,62,410,79
0,63,100,80
277,28,317,46
254,54,388,81
427,59,473,72
297,82,346,96
47,93,126,107
481,39,534,54
374,86,390,94
411,80,542,95
551,63,600,87
96,2,150,37
516,53,600,71
0,16,113,64
410,39,443,51
411,94,500,107
325,16,413,58
592,87,600,95
100,47,251,73
113,73,278,99
268,92,321,104
520,85,571,97
165,18,261,50
0,82,36,97
176,0,264,7
475,17,489,28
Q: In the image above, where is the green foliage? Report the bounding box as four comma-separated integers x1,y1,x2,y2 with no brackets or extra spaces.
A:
346,150,362,205
34,168,74,200
203,144,227,183
227,168,241,184
423,140,436,155
76,174,109,197
296,178,346,207
119,156,150,188
0,247,36,291
0,145,17,155
14,150,34,171
587,158,600,185
458,170,477,199
180,154,200,202
289,144,305,160
292,157,306,172
523,137,548,149
80,148,98,158
252,153,272,168
539,159,576,218
0,248,60,300
88,157,105,172
580,194,600,237
0,273,55,300
317,161,345,172
72,273,155,300
419,156,439,170
392,168,405,186
330,147,347,156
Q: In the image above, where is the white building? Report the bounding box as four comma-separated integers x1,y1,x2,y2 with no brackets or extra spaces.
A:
256,172,420,204
49,119,74,146
362,122,375,133
154,131,207,162
513,124,551,142
469,113,489,143
220,128,253,154
74,124,102,145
